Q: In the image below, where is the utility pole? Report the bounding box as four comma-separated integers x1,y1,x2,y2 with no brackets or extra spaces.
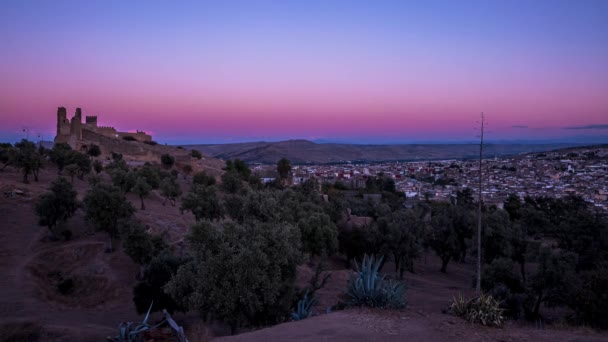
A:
476,112,485,294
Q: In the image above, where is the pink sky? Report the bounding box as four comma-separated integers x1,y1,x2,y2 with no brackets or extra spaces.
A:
1,1,607,144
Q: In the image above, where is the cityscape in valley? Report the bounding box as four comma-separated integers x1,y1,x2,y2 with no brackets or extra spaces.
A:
245,146,608,210
1,1,608,342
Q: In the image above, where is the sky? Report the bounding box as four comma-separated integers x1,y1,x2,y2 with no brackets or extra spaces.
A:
1,0,607,144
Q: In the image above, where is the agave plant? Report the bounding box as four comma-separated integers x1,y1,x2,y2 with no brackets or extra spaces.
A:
108,302,166,342
346,255,405,309
291,290,317,321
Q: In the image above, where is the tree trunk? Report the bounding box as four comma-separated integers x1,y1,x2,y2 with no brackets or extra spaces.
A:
533,290,543,318
394,253,400,272
107,236,113,252
140,196,145,210
440,256,450,273
519,260,526,285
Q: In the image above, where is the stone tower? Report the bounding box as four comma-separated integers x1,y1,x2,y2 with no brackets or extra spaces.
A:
70,108,83,140
56,107,70,136
85,115,98,127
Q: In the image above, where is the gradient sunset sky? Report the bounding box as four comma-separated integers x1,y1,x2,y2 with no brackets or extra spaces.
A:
1,0,607,144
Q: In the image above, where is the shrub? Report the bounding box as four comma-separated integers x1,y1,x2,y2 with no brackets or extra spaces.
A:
87,144,101,157
57,277,75,295
122,136,136,141
160,154,175,169
133,254,186,314
345,255,406,309
143,140,158,145
111,152,123,161
450,293,504,327
191,149,202,159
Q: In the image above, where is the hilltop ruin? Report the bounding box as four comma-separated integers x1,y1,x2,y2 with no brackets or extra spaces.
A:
54,107,152,151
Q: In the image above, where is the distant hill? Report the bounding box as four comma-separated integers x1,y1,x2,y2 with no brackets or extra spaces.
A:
184,140,587,164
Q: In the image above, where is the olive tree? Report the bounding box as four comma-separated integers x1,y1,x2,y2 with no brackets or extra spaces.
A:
84,183,135,251
165,220,301,334
35,177,78,238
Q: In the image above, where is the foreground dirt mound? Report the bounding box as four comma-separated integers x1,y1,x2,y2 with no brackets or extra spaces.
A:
26,241,128,309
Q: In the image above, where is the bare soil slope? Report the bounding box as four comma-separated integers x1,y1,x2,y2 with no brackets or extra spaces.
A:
0,166,193,341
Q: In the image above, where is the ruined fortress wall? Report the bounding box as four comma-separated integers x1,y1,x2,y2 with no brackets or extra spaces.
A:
88,126,118,137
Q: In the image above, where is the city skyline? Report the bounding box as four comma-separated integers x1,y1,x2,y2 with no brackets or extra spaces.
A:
1,0,607,144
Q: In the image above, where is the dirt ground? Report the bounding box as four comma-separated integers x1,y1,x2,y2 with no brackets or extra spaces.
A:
1,165,607,341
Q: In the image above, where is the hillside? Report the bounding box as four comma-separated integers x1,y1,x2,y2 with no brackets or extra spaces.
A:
1,162,607,341
185,140,586,164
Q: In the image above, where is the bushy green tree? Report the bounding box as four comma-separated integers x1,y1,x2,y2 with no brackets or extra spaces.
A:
70,151,92,179
570,263,608,329
165,220,301,333
133,254,187,314
0,142,13,170
428,203,460,273
224,159,251,180
137,164,161,189
298,213,338,258
192,171,216,186
160,176,181,206
277,158,291,181
160,154,175,169
338,224,381,267
132,177,152,210
35,177,78,237
377,208,424,277
105,157,128,173
13,139,42,183
482,208,513,264
84,183,135,251
525,246,578,319
110,168,137,194
180,185,223,221
87,144,101,157
121,221,167,276
64,164,78,183
221,170,243,194
481,257,525,318
49,142,72,172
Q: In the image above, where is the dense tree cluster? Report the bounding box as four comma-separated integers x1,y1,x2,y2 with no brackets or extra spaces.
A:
22,149,608,332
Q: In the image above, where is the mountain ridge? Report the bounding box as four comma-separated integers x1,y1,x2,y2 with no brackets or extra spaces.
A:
184,140,588,164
